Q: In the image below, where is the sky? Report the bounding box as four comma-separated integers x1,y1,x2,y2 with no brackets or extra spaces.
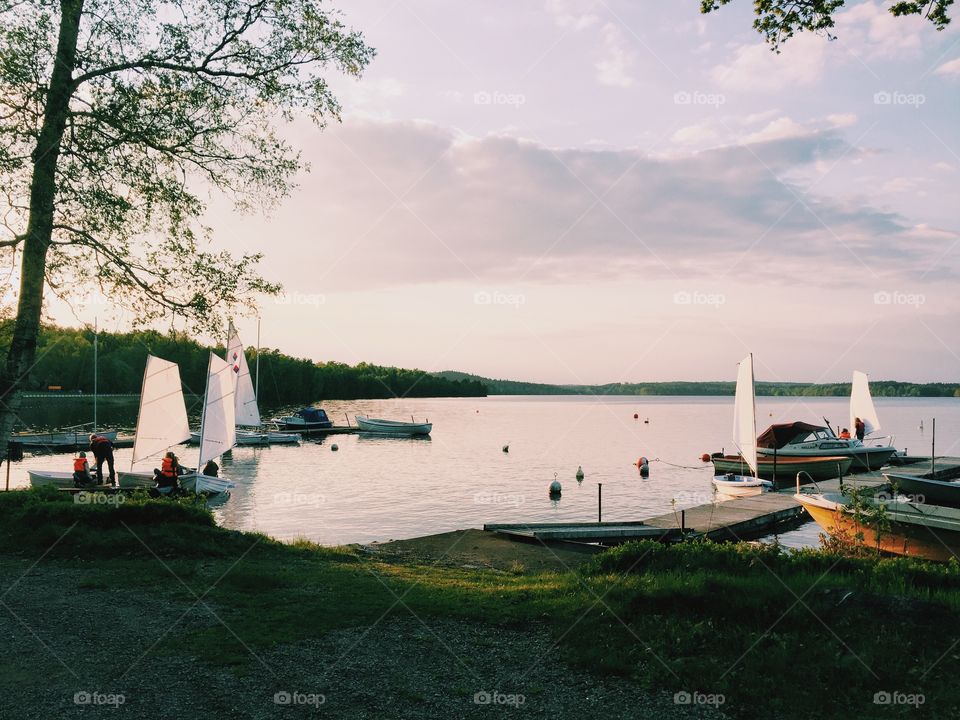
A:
51,0,960,384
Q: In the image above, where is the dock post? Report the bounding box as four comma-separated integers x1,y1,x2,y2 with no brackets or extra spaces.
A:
932,418,936,477
681,509,685,534
4,456,9,491
598,483,602,523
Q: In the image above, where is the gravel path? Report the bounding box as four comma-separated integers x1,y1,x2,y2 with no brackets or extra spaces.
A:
0,558,728,720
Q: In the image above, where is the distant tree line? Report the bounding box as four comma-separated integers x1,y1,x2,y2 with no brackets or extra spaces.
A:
434,372,960,398
0,324,487,403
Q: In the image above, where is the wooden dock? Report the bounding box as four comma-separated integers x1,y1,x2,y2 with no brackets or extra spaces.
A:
485,468,902,546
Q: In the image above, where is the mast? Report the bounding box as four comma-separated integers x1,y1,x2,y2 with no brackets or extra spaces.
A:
93,317,98,432
255,317,261,401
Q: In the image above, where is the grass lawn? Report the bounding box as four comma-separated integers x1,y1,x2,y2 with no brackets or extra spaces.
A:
1,486,958,719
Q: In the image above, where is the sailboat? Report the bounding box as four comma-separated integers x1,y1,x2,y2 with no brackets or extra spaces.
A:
118,353,236,495
755,370,897,471
189,324,299,445
711,354,773,497
115,355,193,489
181,353,237,494
29,354,187,489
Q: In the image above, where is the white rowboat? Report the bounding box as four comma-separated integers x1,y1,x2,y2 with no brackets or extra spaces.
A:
355,416,432,436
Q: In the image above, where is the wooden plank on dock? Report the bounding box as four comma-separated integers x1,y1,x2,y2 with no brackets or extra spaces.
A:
484,522,679,543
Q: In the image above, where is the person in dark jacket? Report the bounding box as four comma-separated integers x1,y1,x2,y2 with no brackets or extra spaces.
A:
89,434,115,485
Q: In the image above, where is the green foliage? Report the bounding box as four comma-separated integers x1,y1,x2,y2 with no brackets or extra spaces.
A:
435,370,960,397
701,0,951,49
0,0,375,332
0,322,487,401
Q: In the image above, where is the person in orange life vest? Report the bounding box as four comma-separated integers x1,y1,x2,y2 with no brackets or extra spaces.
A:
89,433,116,485
839,428,851,440
72,452,93,487
154,451,182,492
854,417,865,442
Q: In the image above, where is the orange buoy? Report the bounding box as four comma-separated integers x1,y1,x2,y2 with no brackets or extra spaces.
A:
636,456,649,468
700,453,710,463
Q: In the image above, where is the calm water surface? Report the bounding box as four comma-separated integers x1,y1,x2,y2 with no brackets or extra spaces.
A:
10,395,959,546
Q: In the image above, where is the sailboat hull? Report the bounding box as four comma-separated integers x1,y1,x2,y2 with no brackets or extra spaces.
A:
712,474,772,497
188,430,300,446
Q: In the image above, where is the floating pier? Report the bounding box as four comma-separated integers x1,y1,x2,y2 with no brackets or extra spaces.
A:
483,464,956,547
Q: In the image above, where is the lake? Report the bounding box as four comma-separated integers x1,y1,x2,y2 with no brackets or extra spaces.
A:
8,395,959,546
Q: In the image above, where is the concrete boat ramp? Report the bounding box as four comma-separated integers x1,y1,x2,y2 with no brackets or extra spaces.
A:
484,469,908,547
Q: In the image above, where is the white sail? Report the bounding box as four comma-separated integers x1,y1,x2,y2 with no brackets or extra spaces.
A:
198,353,237,467
850,370,881,435
131,356,191,465
732,353,758,477
227,328,261,428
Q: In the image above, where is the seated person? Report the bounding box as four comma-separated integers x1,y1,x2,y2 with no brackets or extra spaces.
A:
72,452,93,487
153,451,182,493
839,428,851,440
202,459,219,477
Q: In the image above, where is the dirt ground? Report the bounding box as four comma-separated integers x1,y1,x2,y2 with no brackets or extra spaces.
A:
358,528,601,573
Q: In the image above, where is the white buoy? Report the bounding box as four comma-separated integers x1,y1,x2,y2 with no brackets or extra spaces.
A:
576,465,584,481
331,443,339,452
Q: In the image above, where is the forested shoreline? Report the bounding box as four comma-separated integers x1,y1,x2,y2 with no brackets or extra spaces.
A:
0,324,487,403
434,372,960,397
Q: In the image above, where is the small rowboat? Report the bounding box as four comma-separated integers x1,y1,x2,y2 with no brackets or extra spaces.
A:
712,473,773,497
355,416,432,436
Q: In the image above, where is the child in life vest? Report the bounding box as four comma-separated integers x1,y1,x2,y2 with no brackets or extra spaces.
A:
72,452,93,487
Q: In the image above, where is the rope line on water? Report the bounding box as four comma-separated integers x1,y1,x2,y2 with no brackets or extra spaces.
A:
650,457,712,470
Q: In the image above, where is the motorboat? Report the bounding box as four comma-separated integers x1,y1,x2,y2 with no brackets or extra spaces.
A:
796,490,960,562
712,453,853,484
756,371,897,471
275,407,333,431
